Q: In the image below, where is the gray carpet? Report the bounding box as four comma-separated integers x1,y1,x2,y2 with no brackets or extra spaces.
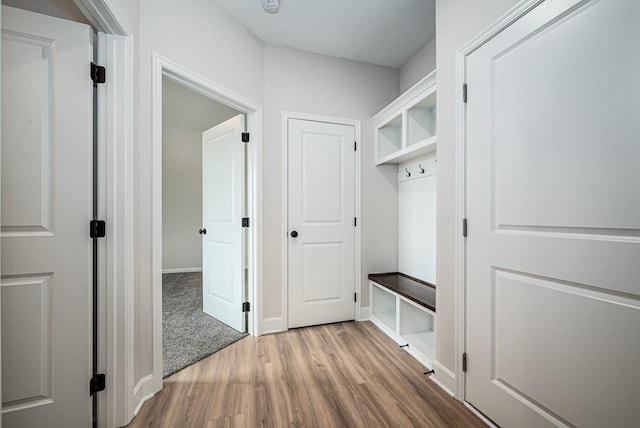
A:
163,272,246,378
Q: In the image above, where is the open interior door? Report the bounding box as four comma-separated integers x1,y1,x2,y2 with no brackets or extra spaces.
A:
201,114,245,332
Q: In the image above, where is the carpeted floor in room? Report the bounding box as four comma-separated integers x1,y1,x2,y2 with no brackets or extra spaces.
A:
162,272,246,378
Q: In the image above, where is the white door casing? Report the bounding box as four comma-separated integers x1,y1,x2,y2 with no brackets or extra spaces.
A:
202,114,245,332
465,0,640,427
1,6,93,427
287,118,356,328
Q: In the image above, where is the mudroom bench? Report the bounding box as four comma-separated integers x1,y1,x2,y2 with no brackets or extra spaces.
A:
368,272,436,369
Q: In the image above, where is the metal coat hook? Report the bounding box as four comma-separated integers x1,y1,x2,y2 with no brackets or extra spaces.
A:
418,164,425,174
405,168,411,177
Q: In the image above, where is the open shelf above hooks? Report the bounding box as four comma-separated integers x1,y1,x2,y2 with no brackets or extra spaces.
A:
373,71,437,165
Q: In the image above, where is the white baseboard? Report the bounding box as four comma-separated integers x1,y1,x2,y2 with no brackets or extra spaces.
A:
464,402,496,427
432,360,457,396
259,316,285,335
359,306,371,321
130,374,155,421
162,267,202,274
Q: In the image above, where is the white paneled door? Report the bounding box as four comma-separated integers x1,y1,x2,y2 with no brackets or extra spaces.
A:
201,115,245,332
287,118,355,328
1,6,93,427
465,0,640,427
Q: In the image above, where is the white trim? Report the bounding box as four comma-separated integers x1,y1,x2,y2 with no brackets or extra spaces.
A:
131,374,155,418
432,360,457,396
97,31,136,428
133,374,153,397
453,0,546,403
151,53,263,394
72,0,131,35
464,402,497,428
359,306,371,321
161,267,202,274
0,6,3,426
281,112,362,331
259,317,285,335
132,392,155,418
74,2,134,426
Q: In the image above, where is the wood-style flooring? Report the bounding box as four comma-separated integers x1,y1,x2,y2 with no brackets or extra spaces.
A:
125,321,484,428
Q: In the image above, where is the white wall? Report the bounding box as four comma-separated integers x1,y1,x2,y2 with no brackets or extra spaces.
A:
162,129,202,272
398,154,436,284
106,0,138,32
2,0,89,24
435,0,521,395
263,45,400,330
163,78,240,131
399,37,436,93
134,0,265,392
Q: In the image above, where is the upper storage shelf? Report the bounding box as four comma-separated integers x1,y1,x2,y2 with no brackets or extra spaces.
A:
373,71,437,165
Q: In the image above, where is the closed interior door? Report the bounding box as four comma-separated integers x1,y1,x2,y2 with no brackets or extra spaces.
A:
1,6,93,427
465,0,640,426
287,118,355,328
201,114,245,332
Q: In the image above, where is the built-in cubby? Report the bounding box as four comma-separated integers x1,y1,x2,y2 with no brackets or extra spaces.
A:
369,273,436,368
399,299,435,361
369,70,438,370
372,283,397,331
378,114,403,159
374,71,437,165
406,92,436,147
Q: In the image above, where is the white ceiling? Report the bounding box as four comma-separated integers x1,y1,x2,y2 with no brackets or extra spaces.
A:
216,0,435,68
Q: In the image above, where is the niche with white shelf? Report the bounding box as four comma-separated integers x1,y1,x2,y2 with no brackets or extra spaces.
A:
399,299,435,363
378,114,403,159
372,283,397,332
374,71,437,165
406,91,437,147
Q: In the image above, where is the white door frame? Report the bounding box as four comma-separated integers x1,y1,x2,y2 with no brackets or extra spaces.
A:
151,53,263,391
75,2,136,427
0,1,135,427
280,112,362,331
453,0,546,407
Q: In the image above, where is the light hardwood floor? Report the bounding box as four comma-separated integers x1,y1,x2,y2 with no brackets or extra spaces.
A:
126,321,484,427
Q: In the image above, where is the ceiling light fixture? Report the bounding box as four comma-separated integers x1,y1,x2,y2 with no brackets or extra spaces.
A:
262,0,280,14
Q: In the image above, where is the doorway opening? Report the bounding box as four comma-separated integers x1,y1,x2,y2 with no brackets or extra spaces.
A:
151,55,262,387
161,78,247,377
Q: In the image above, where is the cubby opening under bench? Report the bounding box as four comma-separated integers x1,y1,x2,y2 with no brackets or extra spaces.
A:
368,272,436,370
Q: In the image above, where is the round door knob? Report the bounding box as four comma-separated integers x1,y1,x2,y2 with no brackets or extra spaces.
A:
199,228,207,235
290,231,298,238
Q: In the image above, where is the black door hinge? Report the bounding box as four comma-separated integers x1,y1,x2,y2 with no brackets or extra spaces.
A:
462,83,468,103
242,132,250,143
354,217,357,227
91,62,106,85
354,292,357,302
242,217,250,227
462,218,468,238
462,353,468,372
242,302,250,312
354,141,357,151
90,373,106,395
90,220,106,238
